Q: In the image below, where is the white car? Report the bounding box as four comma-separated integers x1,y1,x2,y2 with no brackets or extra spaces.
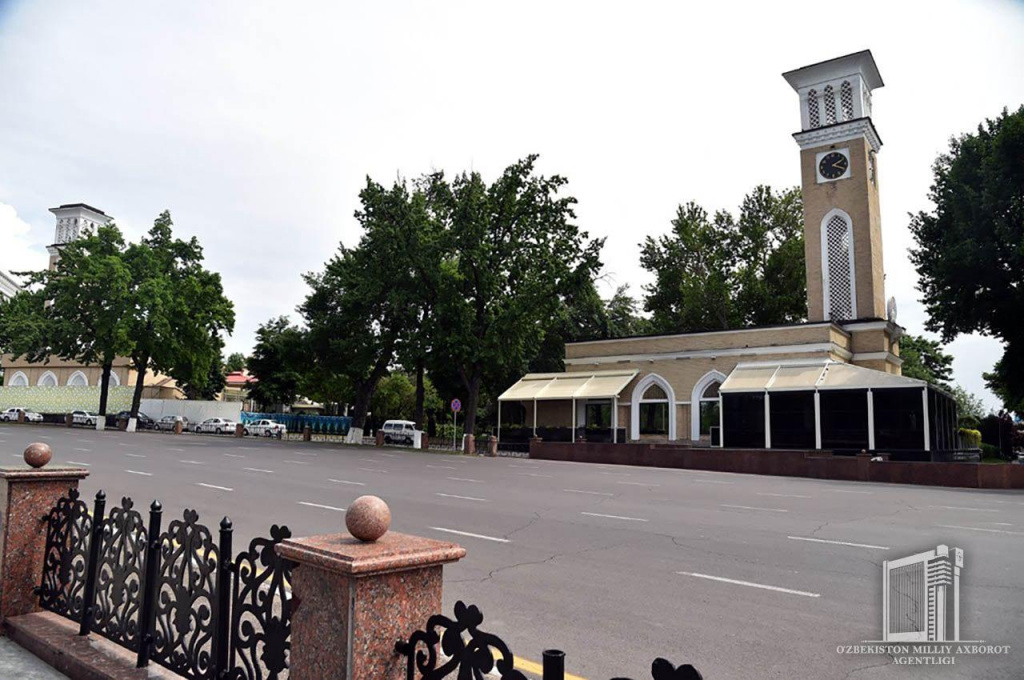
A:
155,415,189,431
1,407,43,423
382,419,417,445
70,410,99,426
194,417,238,435
244,419,287,437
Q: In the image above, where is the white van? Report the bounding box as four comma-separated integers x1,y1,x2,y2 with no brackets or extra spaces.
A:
382,420,416,445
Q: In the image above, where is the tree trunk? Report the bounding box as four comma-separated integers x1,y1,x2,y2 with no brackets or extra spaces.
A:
130,356,149,418
350,384,373,430
461,372,482,438
98,362,113,416
414,361,425,429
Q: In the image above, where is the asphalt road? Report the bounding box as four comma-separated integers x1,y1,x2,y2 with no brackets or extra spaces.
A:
0,424,1021,679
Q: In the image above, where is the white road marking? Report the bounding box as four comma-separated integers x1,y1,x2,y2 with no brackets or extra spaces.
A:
379,453,398,458
288,461,311,466
292,451,317,457
758,492,811,499
721,504,789,513
298,501,346,512
987,522,1014,526
447,477,483,483
67,461,91,466
581,512,648,522
429,527,509,543
694,479,733,485
519,472,554,478
616,481,660,487
329,479,366,486
359,467,387,473
125,453,146,458
10,454,22,458
428,465,458,470
937,524,1024,536
990,500,1024,506
677,571,820,598
125,470,152,476
179,460,206,465
563,489,614,497
929,505,999,513
223,453,245,458
118,443,130,447
787,536,889,550
436,493,488,502
197,483,233,492
73,448,91,452
833,489,873,495
599,471,632,477
169,448,186,452
243,468,275,474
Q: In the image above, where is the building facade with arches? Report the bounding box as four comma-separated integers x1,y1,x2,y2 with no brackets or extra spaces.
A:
497,51,960,451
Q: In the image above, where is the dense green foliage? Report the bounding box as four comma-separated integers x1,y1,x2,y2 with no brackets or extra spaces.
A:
246,317,307,409
909,106,1024,416
899,335,954,386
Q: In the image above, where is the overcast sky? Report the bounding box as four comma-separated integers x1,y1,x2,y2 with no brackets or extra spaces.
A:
1,0,1022,410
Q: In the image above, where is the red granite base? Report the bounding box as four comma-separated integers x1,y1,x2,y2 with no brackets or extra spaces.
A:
5,611,178,680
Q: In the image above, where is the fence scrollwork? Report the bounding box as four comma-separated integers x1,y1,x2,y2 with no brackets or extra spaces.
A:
38,487,92,622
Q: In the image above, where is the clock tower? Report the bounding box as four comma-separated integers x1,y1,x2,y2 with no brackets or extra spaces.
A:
784,51,885,323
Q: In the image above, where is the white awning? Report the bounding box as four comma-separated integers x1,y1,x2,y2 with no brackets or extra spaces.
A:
720,360,927,393
498,369,639,401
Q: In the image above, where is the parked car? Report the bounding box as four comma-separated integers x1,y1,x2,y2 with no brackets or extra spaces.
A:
114,411,155,429
1,407,43,423
244,419,287,437
70,410,99,426
382,419,417,445
194,417,238,435
154,415,189,431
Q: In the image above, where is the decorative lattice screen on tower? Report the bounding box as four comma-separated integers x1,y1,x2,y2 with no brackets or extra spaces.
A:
823,85,837,125
807,89,820,128
825,215,854,320
840,81,854,121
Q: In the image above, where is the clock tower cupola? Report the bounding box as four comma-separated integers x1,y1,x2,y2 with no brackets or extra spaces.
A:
784,51,885,323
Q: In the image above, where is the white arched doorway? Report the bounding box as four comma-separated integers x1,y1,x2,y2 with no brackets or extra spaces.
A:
630,373,677,441
691,370,726,441
7,371,29,387
37,371,58,387
108,371,121,386
67,370,89,387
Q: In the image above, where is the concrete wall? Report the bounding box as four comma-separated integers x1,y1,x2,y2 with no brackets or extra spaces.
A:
140,399,241,423
530,441,1024,490
0,386,134,413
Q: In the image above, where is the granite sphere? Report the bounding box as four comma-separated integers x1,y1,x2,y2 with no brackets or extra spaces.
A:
345,495,391,542
23,442,52,468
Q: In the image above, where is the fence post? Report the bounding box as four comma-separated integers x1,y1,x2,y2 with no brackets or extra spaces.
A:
214,516,233,679
137,500,163,668
78,490,106,636
542,649,565,680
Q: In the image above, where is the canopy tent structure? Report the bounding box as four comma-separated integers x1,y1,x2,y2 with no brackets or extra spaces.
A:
497,369,639,443
719,360,958,454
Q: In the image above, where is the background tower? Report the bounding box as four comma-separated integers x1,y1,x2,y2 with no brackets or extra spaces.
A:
784,51,885,323
46,203,112,270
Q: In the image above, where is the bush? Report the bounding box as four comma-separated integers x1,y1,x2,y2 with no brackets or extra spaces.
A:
980,442,1000,459
958,428,982,449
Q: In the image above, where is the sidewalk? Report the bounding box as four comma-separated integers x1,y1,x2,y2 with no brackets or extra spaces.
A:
0,636,67,679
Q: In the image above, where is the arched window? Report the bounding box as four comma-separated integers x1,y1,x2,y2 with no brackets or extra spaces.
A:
109,371,121,386
840,81,854,121
639,384,669,435
807,89,820,128
8,371,29,387
38,371,58,387
822,210,857,321
691,370,726,440
630,374,677,440
67,371,89,387
823,85,837,125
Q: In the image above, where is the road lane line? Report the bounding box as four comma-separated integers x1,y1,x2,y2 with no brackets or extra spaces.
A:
436,493,488,502
429,527,509,543
616,481,660,487
169,448,186,452
359,467,387,473
73,448,91,452
563,489,613,497
125,470,152,476
721,504,788,513
929,505,999,513
329,479,366,486
447,477,483,483
513,656,587,680
694,479,733,485
833,489,873,495
180,460,206,465
599,471,632,477
758,492,811,499
298,501,347,512
519,472,554,478
937,524,1024,535
243,468,275,474
67,461,91,466
427,465,458,470
10,454,22,458
379,453,398,457
288,461,311,466
197,483,233,492
125,453,146,458
676,571,820,598
581,512,648,522
788,536,889,550
223,453,245,458
293,451,317,457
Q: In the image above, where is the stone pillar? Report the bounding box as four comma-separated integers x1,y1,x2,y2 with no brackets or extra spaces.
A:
277,507,465,680
17,411,24,424
420,433,430,450
64,414,73,428
375,430,384,447
488,435,498,457
234,423,244,438
464,434,475,455
303,426,312,442
0,447,89,628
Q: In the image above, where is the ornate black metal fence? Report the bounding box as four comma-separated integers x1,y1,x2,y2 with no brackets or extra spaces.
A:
36,490,292,680
396,601,703,680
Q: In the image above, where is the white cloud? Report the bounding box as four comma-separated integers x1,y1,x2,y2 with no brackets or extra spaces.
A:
0,202,48,280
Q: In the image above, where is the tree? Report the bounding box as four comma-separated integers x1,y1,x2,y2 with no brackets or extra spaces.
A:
640,186,806,334
984,358,1024,417
605,285,652,338
909,106,1024,413
181,350,227,400
370,372,442,422
247,317,306,409
899,334,954,386
123,212,234,418
225,352,247,374
950,384,987,427
425,156,604,437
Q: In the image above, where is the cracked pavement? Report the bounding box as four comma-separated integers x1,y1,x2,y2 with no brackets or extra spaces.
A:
1,424,1021,679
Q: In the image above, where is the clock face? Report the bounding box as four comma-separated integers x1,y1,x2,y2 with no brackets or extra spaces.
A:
818,151,849,180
